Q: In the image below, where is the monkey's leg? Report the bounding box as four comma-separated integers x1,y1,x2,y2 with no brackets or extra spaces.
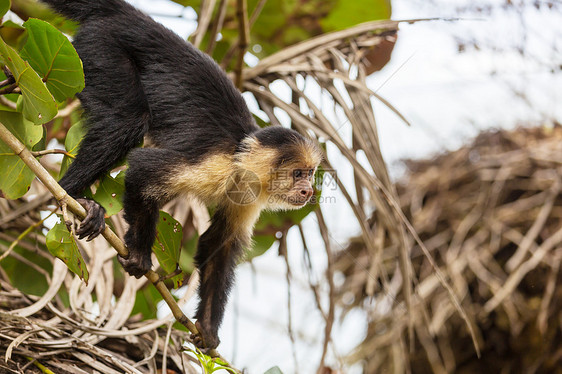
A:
192,207,244,350
121,148,181,277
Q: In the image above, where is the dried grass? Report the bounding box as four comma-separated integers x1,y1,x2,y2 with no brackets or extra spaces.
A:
336,125,562,373
0,228,201,373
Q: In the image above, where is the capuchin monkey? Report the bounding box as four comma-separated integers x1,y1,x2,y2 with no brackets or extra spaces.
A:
41,0,321,349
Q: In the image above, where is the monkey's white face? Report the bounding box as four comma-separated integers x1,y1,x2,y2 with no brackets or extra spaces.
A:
265,167,316,210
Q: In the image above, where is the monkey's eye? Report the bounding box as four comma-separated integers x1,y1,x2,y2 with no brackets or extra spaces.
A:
294,170,303,179
308,169,314,177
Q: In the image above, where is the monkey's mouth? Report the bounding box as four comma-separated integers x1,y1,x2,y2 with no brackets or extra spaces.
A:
287,196,310,206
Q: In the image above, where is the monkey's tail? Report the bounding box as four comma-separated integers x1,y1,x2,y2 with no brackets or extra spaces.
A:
40,0,126,22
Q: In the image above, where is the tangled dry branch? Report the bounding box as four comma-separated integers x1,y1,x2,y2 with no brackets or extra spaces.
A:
336,125,562,373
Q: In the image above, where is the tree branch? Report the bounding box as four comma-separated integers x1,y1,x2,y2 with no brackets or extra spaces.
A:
205,0,228,55
0,82,18,96
31,149,75,158
234,0,250,90
220,0,267,70
0,121,238,369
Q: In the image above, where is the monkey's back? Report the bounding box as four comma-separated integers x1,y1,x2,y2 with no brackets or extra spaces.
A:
72,2,258,163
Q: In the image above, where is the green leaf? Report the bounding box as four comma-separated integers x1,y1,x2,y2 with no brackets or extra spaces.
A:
0,238,52,296
179,233,198,274
45,218,89,283
0,0,10,18
0,110,43,199
152,212,184,287
132,285,161,320
0,36,57,124
320,0,391,31
59,120,84,177
245,234,276,261
21,18,85,102
93,171,125,216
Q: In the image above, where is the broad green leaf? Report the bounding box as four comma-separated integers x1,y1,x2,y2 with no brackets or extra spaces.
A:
21,18,85,102
0,238,51,296
152,211,184,288
320,0,391,31
93,171,125,216
45,218,89,283
179,233,198,274
0,110,43,198
0,0,10,18
245,235,276,261
132,285,161,320
9,0,78,35
59,120,84,176
0,36,57,124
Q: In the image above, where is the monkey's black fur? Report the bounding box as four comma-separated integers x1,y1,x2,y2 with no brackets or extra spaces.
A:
42,0,321,349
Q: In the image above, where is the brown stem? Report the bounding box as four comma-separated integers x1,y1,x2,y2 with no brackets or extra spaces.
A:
205,0,228,55
234,0,249,90
0,82,18,95
31,149,75,158
220,0,266,70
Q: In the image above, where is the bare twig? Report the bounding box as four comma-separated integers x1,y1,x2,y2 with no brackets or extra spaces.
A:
0,96,16,110
220,0,267,69
205,0,228,55
54,99,80,119
31,149,75,158
0,83,18,96
234,0,249,89
190,0,217,49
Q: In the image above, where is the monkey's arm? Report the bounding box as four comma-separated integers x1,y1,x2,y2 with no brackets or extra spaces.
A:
57,24,152,241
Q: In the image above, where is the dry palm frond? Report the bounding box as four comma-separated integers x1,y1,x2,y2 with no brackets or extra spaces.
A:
336,125,562,373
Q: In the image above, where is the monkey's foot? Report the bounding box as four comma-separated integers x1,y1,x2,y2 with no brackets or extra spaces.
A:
76,198,106,241
191,320,220,351
118,252,152,278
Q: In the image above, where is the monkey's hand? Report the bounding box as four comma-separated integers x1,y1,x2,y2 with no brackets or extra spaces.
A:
191,320,220,351
118,251,152,278
76,198,106,241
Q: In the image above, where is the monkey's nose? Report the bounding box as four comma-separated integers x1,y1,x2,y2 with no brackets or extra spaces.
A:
299,186,313,201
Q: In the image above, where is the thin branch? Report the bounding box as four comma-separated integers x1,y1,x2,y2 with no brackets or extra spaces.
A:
0,83,18,95
280,233,299,374
220,0,267,69
234,0,249,89
0,95,17,110
54,99,80,119
314,209,335,373
205,0,228,55
190,0,217,49
31,149,75,158
0,121,238,369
